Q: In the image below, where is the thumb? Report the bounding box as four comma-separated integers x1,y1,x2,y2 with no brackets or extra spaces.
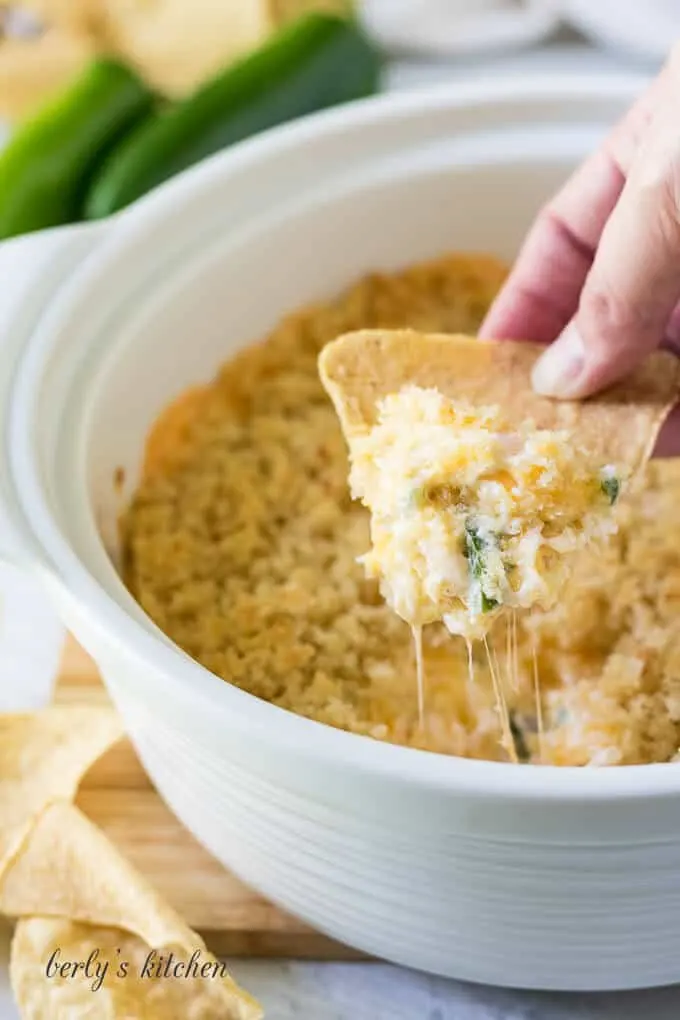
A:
531,99,680,400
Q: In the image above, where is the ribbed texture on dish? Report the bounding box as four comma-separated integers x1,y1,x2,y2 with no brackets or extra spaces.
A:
114,691,680,991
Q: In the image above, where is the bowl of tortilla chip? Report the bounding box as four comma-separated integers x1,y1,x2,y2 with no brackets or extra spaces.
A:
1,73,679,993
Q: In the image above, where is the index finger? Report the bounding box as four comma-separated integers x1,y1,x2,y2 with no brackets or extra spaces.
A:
479,80,660,343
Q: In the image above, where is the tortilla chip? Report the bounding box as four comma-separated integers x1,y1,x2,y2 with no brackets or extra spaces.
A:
0,29,95,122
319,330,680,474
11,917,261,1019
2,803,261,1019
15,2,102,33
0,707,122,868
98,0,271,97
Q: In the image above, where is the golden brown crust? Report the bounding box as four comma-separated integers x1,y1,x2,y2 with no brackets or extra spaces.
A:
121,252,680,764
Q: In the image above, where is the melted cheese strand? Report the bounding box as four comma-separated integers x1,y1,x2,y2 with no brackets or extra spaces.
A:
533,644,544,764
483,635,517,763
412,624,425,727
504,611,520,695
465,638,475,704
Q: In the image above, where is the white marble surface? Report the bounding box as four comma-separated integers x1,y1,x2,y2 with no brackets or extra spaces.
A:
1,37,680,1020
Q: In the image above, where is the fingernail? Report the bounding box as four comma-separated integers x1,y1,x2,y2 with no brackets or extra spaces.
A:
531,323,586,398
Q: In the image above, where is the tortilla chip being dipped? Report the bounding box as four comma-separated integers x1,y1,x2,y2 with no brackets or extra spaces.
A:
319,330,680,641
319,330,679,466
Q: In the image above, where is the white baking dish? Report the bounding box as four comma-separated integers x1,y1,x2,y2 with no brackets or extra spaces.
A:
2,74,678,993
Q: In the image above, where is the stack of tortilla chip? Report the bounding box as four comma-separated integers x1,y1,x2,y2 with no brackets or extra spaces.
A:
0,706,261,1018
0,0,354,121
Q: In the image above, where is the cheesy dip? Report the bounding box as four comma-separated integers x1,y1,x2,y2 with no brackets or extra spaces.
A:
122,254,680,766
348,385,622,642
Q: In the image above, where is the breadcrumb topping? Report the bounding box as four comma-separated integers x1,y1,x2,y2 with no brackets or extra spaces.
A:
121,254,680,765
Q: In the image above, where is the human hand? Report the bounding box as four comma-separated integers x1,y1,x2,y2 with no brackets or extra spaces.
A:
480,51,680,453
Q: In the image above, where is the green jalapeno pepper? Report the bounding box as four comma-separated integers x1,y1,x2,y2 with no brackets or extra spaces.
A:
0,59,156,239
84,12,382,219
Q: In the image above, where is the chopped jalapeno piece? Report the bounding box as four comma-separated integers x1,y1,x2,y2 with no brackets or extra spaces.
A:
464,520,500,614
481,592,499,613
600,470,621,506
509,712,531,763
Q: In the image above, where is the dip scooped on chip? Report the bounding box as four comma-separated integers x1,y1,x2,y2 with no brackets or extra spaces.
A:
319,330,679,643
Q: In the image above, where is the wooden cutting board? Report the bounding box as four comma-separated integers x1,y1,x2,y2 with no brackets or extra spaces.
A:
56,636,365,960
